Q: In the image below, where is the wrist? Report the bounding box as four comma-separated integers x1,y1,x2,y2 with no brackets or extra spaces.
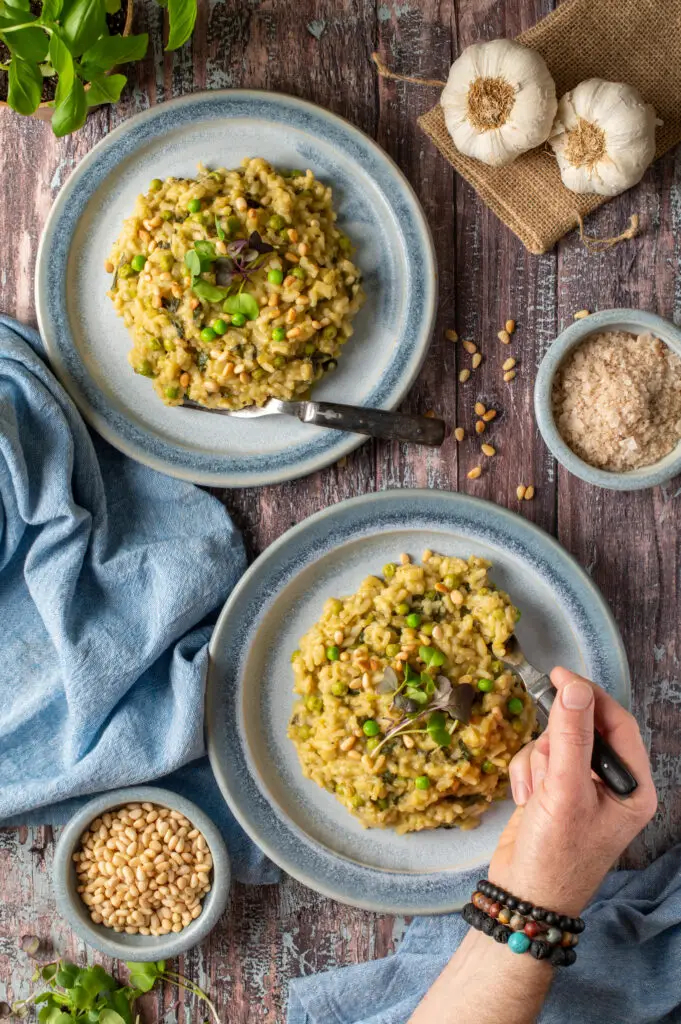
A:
488,868,589,918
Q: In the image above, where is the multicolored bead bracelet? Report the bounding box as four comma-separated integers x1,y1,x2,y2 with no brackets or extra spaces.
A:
461,879,585,967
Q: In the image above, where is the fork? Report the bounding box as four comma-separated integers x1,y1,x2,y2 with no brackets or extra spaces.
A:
183,398,446,446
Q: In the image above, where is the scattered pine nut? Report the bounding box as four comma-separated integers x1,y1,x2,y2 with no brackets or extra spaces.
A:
286,326,302,339
445,329,459,342
454,427,465,442
516,485,527,500
481,444,496,457
502,357,516,372
104,260,114,274
287,228,299,243
497,330,511,345
459,369,471,383
400,552,411,564
524,485,535,500
573,309,590,319
462,340,477,354
475,420,485,434
472,353,482,369
474,402,486,416
467,466,482,480
505,319,516,334
503,370,517,382
482,409,497,422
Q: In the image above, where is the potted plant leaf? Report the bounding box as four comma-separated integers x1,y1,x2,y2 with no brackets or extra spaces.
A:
0,0,197,136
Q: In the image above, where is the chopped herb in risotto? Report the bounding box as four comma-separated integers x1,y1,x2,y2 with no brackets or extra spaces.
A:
106,158,364,409
288,552,535,834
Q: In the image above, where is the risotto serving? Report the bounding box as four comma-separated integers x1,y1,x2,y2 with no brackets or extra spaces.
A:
106,158,364,410
288,551,535,834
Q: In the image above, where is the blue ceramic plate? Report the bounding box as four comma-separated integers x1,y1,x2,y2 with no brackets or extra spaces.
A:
35,91,436,487
206,490,630,914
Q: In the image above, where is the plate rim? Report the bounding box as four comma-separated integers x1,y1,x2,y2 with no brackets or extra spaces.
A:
206,489,631,914
35,89,437,488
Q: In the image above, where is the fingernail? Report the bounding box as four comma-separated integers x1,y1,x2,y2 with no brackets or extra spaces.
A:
513,780,530,806
562,680,593,710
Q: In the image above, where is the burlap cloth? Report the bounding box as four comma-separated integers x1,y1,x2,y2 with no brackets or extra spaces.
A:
418,0,681,254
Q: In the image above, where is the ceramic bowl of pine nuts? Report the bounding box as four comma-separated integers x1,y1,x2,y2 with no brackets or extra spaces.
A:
53,786,230,961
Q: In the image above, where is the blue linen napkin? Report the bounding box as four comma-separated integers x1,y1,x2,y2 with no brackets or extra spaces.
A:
0,316,277,884
288,843,681,1024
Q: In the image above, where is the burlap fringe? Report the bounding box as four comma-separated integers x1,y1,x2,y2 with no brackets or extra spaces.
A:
371,52,446,88
575,212,640,253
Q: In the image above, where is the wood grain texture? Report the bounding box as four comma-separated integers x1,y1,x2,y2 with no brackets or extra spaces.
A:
0,0,679,1018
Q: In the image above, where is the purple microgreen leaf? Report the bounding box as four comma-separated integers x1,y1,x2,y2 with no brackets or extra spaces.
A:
376,666,398,694
226,239,248,258
248,230,275,254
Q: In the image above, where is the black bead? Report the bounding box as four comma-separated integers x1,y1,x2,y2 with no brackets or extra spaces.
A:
529,940,552,960
492,924,511,944
545,911,560,927
550,946,569,967
506,895,519,911
562,948,577,966
462,903,476,925
573,917,586,934
517,900,533,916
477,878,488,893
494,888,506,904
558,915,573,931
481,915,496,936
531,906,547,921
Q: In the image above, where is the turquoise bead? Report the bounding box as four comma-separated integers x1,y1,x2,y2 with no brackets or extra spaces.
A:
508,932,531,954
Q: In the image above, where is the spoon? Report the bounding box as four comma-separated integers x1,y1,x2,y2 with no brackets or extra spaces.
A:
183,398,446,446
500,636,637,798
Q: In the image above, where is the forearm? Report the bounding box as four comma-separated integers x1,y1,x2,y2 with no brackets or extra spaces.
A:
408,927,554,1024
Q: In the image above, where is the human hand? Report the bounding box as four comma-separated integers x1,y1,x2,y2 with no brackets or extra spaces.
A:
488,668,657,916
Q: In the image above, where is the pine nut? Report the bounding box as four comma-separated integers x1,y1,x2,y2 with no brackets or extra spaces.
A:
340,736,356,751
481,444,496,457
454,427,465,442
467,466,482,480
502,357,516,372
472,353,482,369
402,735,415,749
573,309,590,319
516,485,527,500
104,260,114,274
400,552,410,564
234,197,247,211
459,369,471,383
524,485,535,500
361,672,371,690
482,409,497,422
286,326,301,339
497,330,511,345
505,319,516,334
503,370,516,382
431,625,444,640
463,340,477,354
474,402,486,416
287,228,299,243
445,329,458,342
475,420,485,434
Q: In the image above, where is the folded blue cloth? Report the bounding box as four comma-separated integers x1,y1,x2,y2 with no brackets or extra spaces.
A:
288,843,681,1023
0,316,277,883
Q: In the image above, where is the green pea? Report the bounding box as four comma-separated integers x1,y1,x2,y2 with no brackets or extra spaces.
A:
118,263,134,279
230,312,247,327
298,725,311,741
273,355,286,369
291,266,305,280
351,794,364,808
406,613,422,628
160,210,174,221
383,563,396,578
200,327,216,344
163,339,176,352
376,798,389,811
226,215,241,236
385,643,400,658
135,360,155,378
331,681,348,697
131,254,146,272
187,198,202,213
268,214,286,231
326,646,340,661
164,386,180,400
362,719,380,737
507,697,524,716
158,253,174,271
290,649,301,662
268,268,284,285
365,737,381,753
481,760,496,774
272,327,287,342
420,622,434,637
477,678,494,693
322,325,338,340
304,342,316,355
414,775,431,790
212,318,228,335
149,178,163,191
147,338,162,351
396,602,410,616
251,367,266,380
305,695,323,713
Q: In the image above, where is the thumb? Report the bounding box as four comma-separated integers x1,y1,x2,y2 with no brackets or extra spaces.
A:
547,668,595,794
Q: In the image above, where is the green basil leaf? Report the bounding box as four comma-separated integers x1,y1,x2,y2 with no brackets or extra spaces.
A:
39,1009,75,1024
3,0,31,11
125,961,161,994
184,249,201,281
192,279,228,303
6,25,48,61
7,55,42,114
85,71,125,105
48,30,74,93
222,291,259,320
104,0,120,11
40,0,63,18
165,0,196,51
79,30,147,71
55,963,80,990
41,964,58,982
61,0,106,55
214,215,226,241
105,989,134,1024
98,1012,127,1024
52,74,87,135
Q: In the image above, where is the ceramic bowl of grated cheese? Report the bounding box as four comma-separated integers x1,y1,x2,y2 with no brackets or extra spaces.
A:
535,309,681,491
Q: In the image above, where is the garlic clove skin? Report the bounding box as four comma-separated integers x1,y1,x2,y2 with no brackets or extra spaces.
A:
441,39,558,167
549,79,658,196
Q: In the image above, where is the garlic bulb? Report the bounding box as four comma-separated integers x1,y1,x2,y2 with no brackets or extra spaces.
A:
548,79,657,196
441,39,557,167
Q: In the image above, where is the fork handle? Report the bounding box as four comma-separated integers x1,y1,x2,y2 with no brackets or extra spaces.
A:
299,401,446,446
533,681,637,798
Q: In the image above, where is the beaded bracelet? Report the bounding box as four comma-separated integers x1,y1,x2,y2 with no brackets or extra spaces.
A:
474,879,585,941
462,902,577,966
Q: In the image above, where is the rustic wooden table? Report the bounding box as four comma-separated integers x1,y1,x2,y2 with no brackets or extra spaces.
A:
1,0,680,1020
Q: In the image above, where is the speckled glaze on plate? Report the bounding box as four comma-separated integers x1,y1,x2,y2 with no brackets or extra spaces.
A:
535,308,681,491
35,91,436,487
206,490,630,915
53,786,230,961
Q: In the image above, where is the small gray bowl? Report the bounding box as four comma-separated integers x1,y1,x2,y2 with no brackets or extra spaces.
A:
53,786,230,962
535,308,681,491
